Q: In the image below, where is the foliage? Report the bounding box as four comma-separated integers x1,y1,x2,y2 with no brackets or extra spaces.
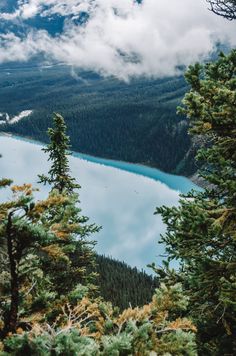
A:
0,115,100,337
39,191,99,296
156,50,236,354
0,180,12,189
38,113,100,294
38,113,80,194
0,182,99,339
0,183,72,335
1,283,197,355
96,255,159,310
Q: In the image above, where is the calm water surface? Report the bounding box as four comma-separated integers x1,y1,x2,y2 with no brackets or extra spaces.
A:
0,135,198,272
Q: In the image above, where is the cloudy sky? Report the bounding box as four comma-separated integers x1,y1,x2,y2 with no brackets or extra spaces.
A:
0,0,236,79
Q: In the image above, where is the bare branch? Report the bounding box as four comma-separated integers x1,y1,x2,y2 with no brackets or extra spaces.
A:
207,0,236,20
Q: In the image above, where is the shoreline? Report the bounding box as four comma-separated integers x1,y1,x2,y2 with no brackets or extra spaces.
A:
0,131,200,189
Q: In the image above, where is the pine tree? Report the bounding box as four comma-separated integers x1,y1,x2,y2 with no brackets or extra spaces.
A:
38,113,80,194
38,113,100,294
0,183,71,335
2,283,197,355
155,50,236,354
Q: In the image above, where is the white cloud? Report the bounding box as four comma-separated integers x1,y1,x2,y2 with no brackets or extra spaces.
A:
0,0,236,79
0,0,92,20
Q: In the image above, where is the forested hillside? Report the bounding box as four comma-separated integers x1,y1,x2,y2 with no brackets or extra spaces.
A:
96,255,158,310
0,64,194,175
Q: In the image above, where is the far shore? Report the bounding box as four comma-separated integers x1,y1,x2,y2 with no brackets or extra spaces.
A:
0,131,202,189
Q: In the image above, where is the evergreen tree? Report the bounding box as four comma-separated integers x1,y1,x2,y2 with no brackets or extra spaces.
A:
0,114,100,337
155,50,236,354
38,113,80,194
38,113,100,294
2,283,197,355
0,183,72,335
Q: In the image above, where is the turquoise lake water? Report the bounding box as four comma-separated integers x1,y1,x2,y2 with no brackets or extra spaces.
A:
0,134,198,272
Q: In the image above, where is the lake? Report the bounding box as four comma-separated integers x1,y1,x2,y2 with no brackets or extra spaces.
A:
0,134,198,272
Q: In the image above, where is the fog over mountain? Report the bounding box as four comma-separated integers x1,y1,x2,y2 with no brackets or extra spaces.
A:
0,0,236,79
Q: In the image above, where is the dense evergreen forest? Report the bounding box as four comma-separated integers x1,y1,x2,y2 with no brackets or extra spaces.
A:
0,64,194,175
96,255,158,310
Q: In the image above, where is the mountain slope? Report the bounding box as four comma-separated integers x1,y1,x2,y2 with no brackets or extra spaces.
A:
96,255,158,310
0,64,194,175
